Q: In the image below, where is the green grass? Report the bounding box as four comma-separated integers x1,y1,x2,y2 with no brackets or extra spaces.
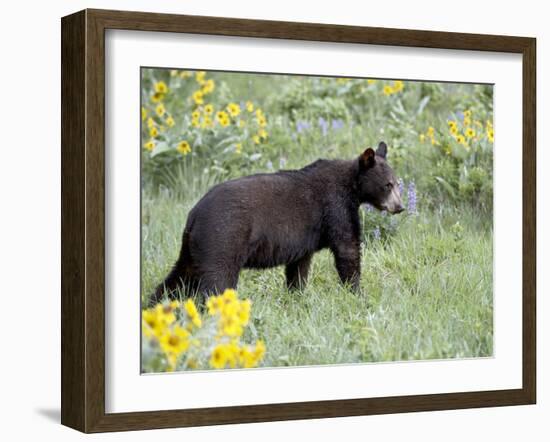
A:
141,168,493,367
141,71,494,370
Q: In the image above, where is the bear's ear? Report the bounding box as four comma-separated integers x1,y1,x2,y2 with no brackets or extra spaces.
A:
376,141,387,159
359,148,376,170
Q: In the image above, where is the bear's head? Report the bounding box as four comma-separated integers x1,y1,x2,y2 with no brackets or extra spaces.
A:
357,142,404,214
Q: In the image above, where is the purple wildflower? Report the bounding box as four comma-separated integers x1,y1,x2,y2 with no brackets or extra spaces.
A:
296,120,311,134
266,160,274,171
373,227,381,240
398,178,404,197
279,157,287,169
407,181,417,214
318,117,329,136
331,119,345,130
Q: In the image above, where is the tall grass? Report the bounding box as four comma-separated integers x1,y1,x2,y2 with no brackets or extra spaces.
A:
141,71,493,369
142,162,493,366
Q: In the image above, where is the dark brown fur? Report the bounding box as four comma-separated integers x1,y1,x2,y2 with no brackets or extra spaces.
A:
149,142,402,306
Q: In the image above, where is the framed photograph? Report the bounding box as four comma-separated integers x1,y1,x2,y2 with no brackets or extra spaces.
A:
61,9,536,433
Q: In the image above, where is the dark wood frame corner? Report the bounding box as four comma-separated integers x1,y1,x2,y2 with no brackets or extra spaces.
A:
61,8,536,433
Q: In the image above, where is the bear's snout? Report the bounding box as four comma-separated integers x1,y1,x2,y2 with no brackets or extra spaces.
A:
391,204,405,214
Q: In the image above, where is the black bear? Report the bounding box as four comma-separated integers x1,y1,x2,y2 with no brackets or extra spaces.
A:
149,141,403,306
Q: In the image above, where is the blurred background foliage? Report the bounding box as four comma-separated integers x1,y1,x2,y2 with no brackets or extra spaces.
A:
141,69,493,215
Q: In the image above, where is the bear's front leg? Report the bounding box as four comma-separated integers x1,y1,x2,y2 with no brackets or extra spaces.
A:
331,242,361,292
286,254,312,290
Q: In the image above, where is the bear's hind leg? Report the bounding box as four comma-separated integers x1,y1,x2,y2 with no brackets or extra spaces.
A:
148,264,192,307
196,268,240,298
285,254,312,290
331,242,361,293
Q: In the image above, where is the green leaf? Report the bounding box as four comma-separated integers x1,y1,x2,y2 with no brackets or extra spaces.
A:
434,175,457,198
151,141,171,157
417,96,431,115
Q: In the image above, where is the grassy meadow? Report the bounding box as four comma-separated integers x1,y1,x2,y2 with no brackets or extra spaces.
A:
140,69,494,372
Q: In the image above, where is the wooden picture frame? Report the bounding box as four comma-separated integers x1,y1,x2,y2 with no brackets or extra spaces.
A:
61,8,536,433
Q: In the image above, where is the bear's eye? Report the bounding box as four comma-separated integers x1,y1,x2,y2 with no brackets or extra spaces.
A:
385,183,393,190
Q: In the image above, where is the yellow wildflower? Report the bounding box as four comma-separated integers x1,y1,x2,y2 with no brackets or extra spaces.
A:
159,325,190,356
253,135,261,144
258,129,268,140
147,117,155,128
222,288,237,303
142,304,175,338
202,79,215,94
222,316,243,338
154,81,168,94
180,71,192,79
383,85,394,96
204,104,214,115
463,109,472,118
216,111,230,127
195,71,206,85
151,92,164,103
177,140,192,155
225,342,242,368
191,118,201,128
456,134,467,145
227,102,241,117
192,90,204,105
184,299,202,328
238,346,256,368
237,301,251,325
393,80,404,92
419,133,426,142
450,125,458,136
183,299,198,317
367,79,377,85
207,296,221,315
149,126,159,138
487,128,494,143
210,344,229,369
141,310,165,337
155,103,166,117
465,127,476,138
464,116,472,126
256,114,267,127
169,300,180,310
166,116,175,127
144,139,155,152
155,304,176,324
246,101,254,112
447,120,458,129
254,340,266,361
235,143,242,154
202,116,214,129
141,107,147,121
192,110,200,120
